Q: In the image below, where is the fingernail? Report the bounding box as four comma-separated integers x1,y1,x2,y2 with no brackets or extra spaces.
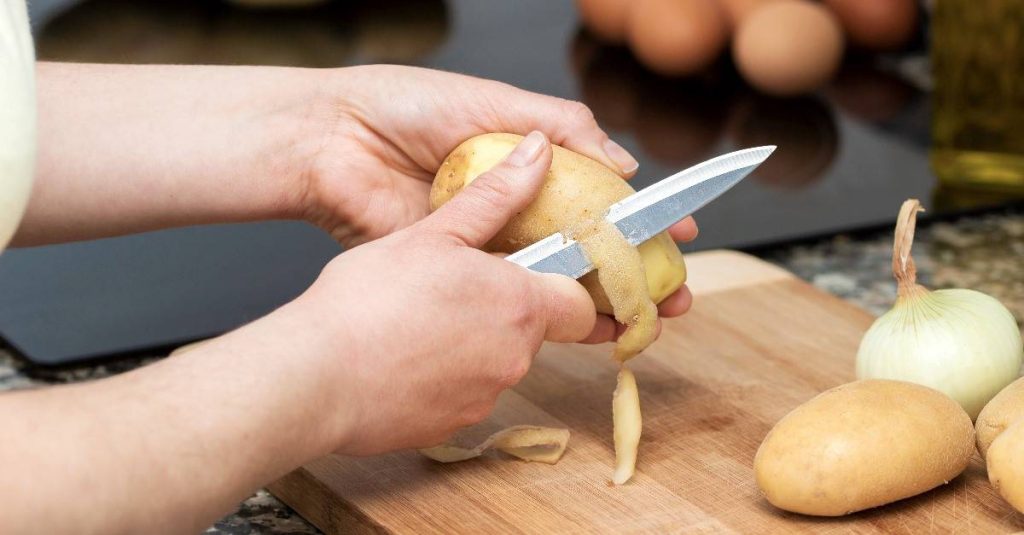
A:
507,131,546,167
603,138,639,174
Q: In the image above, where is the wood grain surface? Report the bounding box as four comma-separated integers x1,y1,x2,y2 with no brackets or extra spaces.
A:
268,250,1024,534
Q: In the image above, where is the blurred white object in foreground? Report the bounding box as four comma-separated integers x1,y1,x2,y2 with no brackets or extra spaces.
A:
0,0,35,251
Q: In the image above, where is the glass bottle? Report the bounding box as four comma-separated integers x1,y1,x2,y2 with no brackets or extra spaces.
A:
931,1,1024,192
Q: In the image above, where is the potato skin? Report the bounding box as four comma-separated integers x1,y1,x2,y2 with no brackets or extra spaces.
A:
987,419,1024,513
754,379,975,516
430,133,686,314
976,376,1024,459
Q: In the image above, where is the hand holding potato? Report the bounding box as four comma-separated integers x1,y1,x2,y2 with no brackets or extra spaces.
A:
297,132,599,454
0,137,594,533
23,63,698,333
301,66,698,334
303,65,646,246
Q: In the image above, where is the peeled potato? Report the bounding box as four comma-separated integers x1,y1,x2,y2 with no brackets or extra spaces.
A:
976,376,1024,459
429,133,687,316
987,419,1024,513
755,379,975,516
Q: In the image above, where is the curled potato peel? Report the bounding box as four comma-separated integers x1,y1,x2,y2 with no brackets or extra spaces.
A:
420,425,571,464
570,219,658,363
612,366,642,485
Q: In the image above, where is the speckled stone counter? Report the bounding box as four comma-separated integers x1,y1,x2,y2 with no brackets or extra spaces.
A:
1,209,1021,534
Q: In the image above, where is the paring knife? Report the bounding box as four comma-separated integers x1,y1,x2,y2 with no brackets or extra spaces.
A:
505,146,775,278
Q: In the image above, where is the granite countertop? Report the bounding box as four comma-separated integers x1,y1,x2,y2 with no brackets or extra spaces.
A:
1,209,1021,534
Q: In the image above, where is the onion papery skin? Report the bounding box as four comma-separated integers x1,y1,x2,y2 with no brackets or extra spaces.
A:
856,288,1023,420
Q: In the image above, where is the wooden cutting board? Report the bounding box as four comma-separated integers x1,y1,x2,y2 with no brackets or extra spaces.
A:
268,250,1023,534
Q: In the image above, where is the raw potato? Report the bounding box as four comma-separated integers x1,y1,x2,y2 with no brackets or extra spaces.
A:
976,376,1024,459
430,133,687,316
755,379,975,516
987,419,1024,514
420,425,571,464
612,366,642,485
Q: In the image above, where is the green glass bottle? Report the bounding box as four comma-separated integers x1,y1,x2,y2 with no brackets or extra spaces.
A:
931,1,1024,192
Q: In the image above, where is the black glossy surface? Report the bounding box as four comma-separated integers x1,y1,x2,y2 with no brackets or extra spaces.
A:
0,223,341,364
25,0,978,247
2,0,1018,364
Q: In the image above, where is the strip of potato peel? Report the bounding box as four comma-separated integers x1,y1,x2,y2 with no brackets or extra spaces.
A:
420,425,570,464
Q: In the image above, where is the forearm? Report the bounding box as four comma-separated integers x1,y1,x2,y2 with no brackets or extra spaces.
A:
0,300,351,534
14,62,331,246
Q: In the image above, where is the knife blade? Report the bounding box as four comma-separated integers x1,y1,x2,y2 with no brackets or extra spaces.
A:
504,145,775,279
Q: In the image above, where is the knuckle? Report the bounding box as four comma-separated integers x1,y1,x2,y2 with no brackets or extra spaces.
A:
498,354,532,388
561,99,597,127
447,178,511,233
507,282,539,333
455,175,514,225
472,170,515,202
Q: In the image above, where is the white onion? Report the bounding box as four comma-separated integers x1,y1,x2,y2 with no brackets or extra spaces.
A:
0,0,36,251
856,200,1023,420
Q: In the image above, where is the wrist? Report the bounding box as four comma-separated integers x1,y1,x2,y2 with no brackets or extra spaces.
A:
289,66,386,239
261,291,363,457
280,67,351,227
250,68,342,224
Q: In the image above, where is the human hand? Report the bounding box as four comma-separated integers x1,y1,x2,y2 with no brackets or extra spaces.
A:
303,66,701,248
23,64,697,257
0,135,582,533
23,63,693,341
297,65,697,327
0,134,583,532
293,132,596,455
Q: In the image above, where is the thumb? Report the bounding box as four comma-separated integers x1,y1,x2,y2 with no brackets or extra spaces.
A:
424,131,552,247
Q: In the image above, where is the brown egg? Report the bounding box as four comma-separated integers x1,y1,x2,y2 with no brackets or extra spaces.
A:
577,0,633,43
716,0,779,31
733,0,844,96
628,0,728,77
825,0,918,51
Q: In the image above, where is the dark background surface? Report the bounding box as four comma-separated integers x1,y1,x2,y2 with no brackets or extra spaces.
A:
1,0,1016,364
